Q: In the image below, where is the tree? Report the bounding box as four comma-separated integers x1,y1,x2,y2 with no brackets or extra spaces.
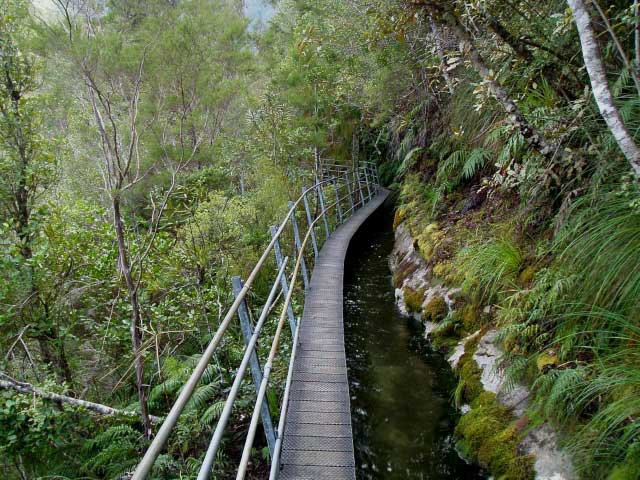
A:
567,0,640,177
0,0,72,384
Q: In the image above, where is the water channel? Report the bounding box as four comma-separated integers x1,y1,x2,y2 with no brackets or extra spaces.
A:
343,204,485,480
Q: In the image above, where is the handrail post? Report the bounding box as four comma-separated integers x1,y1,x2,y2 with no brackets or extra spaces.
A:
315,183,330,239
345,172,355,215
288,201,310,291
302,189,319,258
371,164,380,192
231,277,276,457
331,177,343,224
269,226,297,335
356,168,365,207
362,165,372,201
373,164,380,190
371,165,378,194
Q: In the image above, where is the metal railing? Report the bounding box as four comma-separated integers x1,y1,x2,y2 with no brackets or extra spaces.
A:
130,162,381,480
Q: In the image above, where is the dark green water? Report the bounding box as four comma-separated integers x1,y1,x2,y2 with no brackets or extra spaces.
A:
344,205,485,480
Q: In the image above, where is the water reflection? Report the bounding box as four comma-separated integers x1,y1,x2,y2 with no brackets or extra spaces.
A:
344,206,485,480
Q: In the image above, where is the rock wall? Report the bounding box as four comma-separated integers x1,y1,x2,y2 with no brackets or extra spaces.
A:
389,221,576,480
389,223,459,334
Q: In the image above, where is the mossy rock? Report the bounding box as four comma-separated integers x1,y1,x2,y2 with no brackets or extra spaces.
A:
393,207,407,229
453,303,484,332
456,358,484,405
430,315,462,350
432,262,449,278
433,260,463,284
403,287,425,314
423,296,447,322
392,261,418,288
456,392,534,480
416,223,440,260
453,334,484,405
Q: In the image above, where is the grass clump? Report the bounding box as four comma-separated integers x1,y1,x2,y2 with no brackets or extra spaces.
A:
456,392,534,480
456,236,523,304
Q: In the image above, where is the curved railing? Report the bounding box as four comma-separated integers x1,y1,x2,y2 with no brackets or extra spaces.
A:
130,162,381,480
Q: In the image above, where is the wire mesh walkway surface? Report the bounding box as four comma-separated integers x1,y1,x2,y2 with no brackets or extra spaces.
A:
279,189,389,480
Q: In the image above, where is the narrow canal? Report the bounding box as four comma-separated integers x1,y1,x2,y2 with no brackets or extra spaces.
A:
344,204,485,480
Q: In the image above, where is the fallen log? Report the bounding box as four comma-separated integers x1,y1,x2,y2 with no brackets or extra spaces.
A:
0,377,162,424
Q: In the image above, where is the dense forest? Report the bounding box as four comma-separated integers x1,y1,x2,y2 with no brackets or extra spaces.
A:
1,0,639,478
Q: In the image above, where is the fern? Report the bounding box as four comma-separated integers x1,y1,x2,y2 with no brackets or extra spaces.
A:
186,383,218,411
83,425,141,479
201,400,226,425
461,148,488,180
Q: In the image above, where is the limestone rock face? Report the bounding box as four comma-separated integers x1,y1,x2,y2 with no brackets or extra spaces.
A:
469,330,576,480
389,223,459,323
389,221,576,480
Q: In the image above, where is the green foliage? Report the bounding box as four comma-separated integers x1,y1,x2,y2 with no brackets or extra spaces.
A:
2,0,640,476
557,184,640,317
436,147,489,190
456,237,523,304
83,424,141,478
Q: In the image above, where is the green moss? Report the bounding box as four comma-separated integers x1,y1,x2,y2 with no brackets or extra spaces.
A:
518,265,537,286
456,392,535,480
536,350,558,373
608,464,640,480
432,262,448,278
403,287,425,314
423,296,447,322
430,315,462,350
416,222,442,260
454,334,484,405
456,303,484,332
393,207,407,229
456,357,484,405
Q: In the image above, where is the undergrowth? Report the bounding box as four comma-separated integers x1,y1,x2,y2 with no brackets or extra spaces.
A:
391,89,640,477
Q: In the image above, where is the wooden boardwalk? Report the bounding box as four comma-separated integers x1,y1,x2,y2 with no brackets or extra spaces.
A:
279,189,389,480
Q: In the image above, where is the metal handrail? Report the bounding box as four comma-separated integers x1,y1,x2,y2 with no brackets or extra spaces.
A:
130,175,343,480
235,182,356,479
130,163,380,480
196,258,289,478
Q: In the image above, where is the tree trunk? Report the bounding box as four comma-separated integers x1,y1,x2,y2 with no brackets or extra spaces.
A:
0,377,162,423
113,197,152,438
438,11,563,161
567,0,640,177
633,0,640,68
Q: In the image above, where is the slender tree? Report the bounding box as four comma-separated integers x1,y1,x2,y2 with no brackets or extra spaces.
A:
567,0,640,177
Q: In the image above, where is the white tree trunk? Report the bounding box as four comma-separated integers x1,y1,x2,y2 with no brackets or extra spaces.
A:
568,0,640,177
0,378,162,423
